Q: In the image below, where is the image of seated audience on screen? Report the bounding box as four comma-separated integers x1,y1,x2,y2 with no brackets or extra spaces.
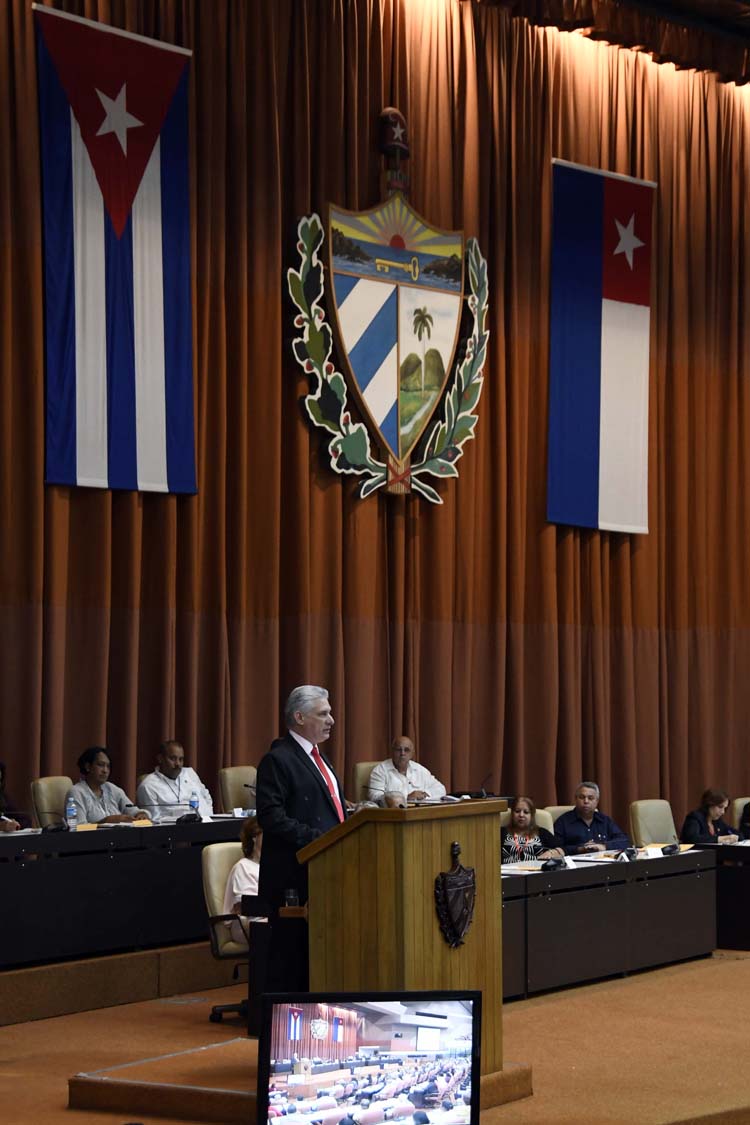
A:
256,993,481,1125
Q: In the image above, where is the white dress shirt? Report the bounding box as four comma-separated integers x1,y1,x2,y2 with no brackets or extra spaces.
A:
136,766,214,821
367,759,446,803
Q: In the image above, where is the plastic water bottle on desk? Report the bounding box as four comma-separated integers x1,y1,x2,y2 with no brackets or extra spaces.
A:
65,797,78,831
189,790,200,817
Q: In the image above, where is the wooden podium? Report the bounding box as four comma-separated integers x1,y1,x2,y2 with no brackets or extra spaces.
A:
297,799,507,1077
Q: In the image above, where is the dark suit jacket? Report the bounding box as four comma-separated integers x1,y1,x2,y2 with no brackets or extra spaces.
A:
680,808,737,845
256,733,346,908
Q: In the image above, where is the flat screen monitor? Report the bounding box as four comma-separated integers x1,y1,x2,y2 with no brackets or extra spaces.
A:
256,991,481,1125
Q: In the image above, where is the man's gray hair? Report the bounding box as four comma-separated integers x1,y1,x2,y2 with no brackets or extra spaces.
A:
284,685,329,727
576,781,600,799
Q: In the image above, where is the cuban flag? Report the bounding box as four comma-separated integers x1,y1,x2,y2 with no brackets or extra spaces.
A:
35,5,196,493
332,1016,343,1043
288,1006,303,1041
547,160,655,533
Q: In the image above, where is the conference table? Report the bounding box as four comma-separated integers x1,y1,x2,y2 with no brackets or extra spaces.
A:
0,819,242,968
501,848,717,999
698,841,750,949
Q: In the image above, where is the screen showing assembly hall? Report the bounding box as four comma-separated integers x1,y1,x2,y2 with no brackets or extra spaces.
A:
256,992,481,1125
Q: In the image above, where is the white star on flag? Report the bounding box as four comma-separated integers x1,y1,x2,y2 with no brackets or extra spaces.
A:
613,213,645,270
391,120,405,142
95,83,143,155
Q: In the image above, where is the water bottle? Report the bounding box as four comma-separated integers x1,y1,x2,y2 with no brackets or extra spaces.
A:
65,797,78,831
189,789,199,816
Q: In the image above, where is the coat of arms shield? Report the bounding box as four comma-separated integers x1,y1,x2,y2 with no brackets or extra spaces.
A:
328,192,465,472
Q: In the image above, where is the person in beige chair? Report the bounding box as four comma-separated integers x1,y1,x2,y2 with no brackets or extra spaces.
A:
66,747,148,825
367,736,446,807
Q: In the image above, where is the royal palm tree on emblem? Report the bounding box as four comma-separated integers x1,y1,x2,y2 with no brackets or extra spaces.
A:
412,306,434,397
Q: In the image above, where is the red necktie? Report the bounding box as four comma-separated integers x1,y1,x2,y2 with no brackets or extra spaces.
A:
311,745,345,822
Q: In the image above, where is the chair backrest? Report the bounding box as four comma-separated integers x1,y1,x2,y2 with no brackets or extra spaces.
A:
353,760,381,801
731,797,750,830
201,841,245,958
218,765,257,813
31,775,73,827
499,808,554,833
544,804,574,823
629,799,679,847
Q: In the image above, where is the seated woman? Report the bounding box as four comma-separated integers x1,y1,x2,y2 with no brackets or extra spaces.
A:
680,788,739,845
66,746,148,825
501,795,563,863
222,815,264,944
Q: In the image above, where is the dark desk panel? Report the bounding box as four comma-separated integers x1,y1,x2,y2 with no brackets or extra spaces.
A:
527,881,630,992
701,844,750,949
502,850,717,998
627,858,715,969
501,874,527,998
0,820,241,967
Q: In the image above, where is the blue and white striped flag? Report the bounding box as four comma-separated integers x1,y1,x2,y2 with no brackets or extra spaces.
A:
35,6,196,493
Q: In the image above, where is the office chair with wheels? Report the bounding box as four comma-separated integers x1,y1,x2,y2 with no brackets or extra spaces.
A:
500,808,555,833
544,804,575,824
629,798,679,847
352,761,380,802
218,765,257,813
201,841,263,1024
30,775,73,827
731,796,750,832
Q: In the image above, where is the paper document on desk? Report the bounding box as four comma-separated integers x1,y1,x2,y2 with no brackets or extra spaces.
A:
572,852,619,862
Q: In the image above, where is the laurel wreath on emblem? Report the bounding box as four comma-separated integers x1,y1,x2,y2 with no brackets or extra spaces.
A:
287,214,489,504
310,1018,329,1040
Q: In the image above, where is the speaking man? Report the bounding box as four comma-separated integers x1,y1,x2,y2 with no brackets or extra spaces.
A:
136,740,214,821
367,736,446,806
256,685,346,991
256,685,346,909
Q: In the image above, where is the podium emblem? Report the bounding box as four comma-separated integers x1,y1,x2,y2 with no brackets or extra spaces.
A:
434,841,476,948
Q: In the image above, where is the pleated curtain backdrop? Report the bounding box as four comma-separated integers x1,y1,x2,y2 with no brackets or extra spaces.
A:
1,0,750,830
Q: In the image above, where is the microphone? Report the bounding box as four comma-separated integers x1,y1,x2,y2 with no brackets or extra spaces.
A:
448,773,494,800
37,811,70,833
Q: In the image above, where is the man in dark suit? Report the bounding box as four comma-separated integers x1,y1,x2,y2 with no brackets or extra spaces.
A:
256,685,346,989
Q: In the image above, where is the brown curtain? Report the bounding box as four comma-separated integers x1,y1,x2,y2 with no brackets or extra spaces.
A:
271,1002,358,1062
2,0,750,833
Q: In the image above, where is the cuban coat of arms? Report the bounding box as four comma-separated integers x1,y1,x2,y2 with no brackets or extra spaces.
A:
287,109,489,504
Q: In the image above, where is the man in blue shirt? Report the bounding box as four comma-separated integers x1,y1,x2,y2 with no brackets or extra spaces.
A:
555,782,630,855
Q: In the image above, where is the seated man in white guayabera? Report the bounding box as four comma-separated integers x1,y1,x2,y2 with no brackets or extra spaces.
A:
136,740,214,822
367,736,446,807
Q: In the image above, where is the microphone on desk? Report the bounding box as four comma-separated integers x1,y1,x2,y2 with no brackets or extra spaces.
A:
448,773,495,801
37,811,70,832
